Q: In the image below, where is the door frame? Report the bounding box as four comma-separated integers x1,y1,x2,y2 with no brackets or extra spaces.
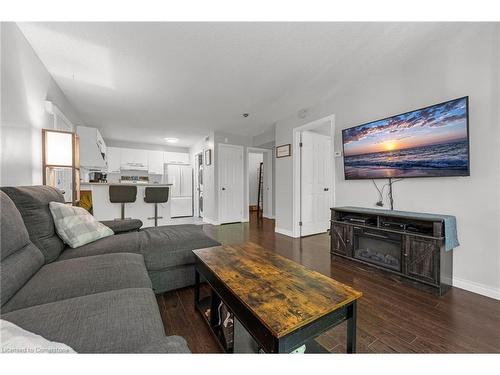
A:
292,114,336,238
245,147,273,222
218,143,245,224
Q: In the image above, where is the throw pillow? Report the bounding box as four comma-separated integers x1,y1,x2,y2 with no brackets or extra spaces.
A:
1,319,75,354
49,201,114,248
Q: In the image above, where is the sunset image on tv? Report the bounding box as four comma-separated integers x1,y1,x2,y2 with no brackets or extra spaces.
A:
342,97,469,179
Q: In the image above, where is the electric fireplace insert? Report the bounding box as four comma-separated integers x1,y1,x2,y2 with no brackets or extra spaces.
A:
353,227,402,272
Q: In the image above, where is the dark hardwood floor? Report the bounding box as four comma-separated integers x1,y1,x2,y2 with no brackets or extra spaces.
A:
157,213,500,353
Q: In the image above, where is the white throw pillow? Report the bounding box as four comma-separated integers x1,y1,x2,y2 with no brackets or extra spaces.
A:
1,319,75,354
49,201,114,248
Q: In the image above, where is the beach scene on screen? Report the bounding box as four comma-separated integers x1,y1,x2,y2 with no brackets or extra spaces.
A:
342,98,469,179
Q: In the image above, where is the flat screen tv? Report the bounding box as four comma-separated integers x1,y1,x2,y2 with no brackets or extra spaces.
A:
342,97,470,180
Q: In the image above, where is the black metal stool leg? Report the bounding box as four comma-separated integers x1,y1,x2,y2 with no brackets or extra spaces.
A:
154,203,158,227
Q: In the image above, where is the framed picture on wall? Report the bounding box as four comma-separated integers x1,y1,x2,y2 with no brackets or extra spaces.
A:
276,144,291,158
205,149,212,165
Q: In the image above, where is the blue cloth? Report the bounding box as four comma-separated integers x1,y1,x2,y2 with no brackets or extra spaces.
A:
335,206,459,251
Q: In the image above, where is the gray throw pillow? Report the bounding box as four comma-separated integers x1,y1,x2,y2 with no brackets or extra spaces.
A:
49,202,113,248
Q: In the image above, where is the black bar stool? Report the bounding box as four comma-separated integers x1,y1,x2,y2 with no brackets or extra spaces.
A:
109,185,137,220
144,186,169,227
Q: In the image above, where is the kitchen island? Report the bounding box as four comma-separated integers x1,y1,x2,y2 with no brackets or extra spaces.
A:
81,183,174,227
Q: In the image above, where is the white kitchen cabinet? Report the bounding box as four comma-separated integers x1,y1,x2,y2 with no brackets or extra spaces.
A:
164,151,189,164
120,148,148,170
107,147,121,173
148,150,164,175
77,126,107,168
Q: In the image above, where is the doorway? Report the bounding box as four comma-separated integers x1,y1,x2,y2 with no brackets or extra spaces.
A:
248,152,264,215
245,147,273,222
293,115,336,237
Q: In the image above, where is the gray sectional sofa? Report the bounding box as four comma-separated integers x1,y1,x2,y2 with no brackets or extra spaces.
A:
0,185,221,353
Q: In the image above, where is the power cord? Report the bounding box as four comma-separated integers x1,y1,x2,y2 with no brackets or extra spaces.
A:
372,178,404,209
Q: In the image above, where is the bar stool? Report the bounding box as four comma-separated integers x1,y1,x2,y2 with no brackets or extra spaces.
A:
144,186,169,227
109,185,137,220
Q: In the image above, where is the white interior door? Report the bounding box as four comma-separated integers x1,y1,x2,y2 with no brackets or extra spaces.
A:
219,144,244,224
300,131,332,236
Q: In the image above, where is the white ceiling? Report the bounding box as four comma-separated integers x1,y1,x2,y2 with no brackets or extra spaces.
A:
18,22,467,147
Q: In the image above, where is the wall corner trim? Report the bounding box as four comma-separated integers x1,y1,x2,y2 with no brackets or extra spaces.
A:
203,218,220,226
274,227,298,238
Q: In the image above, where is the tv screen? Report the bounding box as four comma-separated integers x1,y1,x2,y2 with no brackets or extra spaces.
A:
342,97,470,180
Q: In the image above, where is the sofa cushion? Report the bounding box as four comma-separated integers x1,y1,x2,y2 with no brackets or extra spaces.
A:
0,191,45,307
139,224,220,270
2,253,152,313
1,186,65,263
100,219,143,234
1,288,166,353
49,202,114,248
57,230,142,261
148,264,195,294
58,224,220,271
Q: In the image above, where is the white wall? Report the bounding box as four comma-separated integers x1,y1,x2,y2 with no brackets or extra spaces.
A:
275,24,500,299
1,23,82,186
248,153,264,206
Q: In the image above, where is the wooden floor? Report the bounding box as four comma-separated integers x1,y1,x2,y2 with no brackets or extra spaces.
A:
157,213,500,353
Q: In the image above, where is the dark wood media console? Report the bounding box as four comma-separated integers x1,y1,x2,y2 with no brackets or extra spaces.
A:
330,207,453,295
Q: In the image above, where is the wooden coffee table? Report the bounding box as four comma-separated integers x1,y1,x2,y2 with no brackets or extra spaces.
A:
193,243,362,353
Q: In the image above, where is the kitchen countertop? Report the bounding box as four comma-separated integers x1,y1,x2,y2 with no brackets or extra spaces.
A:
80,182,172,187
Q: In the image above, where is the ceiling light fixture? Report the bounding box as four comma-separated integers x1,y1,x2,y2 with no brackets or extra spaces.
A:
242,113,249,118
164,138,179,144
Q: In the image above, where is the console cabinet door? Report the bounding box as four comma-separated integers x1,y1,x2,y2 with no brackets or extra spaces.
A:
330,223,352,256
404,236,439,284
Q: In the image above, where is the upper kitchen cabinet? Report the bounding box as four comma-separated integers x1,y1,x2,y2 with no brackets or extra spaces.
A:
148,150,164,174
164,151,190,164
77,126,107,168
107,147,121,173
120,148,148,170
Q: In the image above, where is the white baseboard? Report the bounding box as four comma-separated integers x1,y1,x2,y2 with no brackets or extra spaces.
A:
202,217,220,225
274,227,296,237
453,277,500,301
